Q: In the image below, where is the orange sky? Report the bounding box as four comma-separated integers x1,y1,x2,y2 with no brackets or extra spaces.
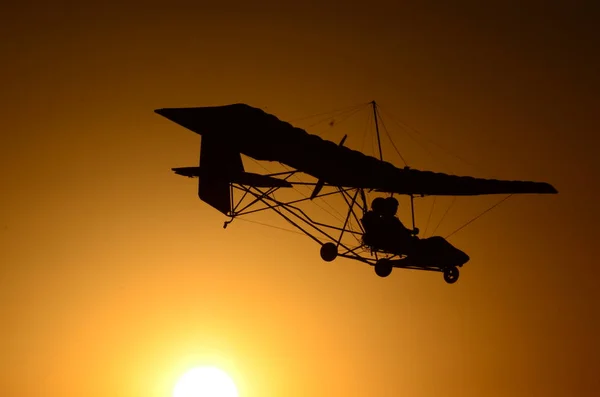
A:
1,2,598,396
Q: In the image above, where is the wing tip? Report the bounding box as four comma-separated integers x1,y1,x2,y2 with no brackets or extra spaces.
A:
542,183,559,194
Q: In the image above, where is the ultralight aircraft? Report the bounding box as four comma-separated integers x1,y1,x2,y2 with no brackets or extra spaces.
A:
156,102,557,284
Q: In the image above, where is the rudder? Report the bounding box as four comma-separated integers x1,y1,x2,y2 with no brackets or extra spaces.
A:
198,136,243,215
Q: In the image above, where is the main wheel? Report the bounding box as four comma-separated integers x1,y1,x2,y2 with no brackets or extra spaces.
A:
374,259,393,278
320,242,338,262
443,266,459,284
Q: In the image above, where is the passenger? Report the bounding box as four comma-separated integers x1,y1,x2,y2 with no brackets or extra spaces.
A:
361,198,386,247
371,197,386,215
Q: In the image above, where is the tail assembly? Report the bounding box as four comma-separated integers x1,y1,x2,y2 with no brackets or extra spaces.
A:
172,136,292,215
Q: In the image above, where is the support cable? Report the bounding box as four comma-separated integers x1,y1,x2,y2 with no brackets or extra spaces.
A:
445,195,512,239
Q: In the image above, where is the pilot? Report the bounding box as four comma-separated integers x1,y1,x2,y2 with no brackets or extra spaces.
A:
381,197,417,247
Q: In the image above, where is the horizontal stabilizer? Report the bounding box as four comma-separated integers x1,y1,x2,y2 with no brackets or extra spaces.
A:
233,172,293,188
173,167,202,178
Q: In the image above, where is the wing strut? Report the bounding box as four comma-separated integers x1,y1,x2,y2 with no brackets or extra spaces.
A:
373,100,417,230
372,100,383,161
410,194,416,230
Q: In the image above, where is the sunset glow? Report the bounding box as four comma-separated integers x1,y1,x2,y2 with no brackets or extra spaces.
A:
173,367,238,397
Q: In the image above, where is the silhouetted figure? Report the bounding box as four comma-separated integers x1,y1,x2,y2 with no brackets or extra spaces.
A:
362,197,418,254
362,197,470,268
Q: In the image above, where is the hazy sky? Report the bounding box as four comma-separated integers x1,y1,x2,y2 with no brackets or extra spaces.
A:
1,2,598,396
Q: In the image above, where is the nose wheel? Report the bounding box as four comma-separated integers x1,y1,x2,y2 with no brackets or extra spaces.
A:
443,266,459,284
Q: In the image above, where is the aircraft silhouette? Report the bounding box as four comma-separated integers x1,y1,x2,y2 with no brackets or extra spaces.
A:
156,102,557,283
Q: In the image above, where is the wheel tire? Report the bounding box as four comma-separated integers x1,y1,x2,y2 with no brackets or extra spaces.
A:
374,259,393,278
320,242,338,262
443,266,459,284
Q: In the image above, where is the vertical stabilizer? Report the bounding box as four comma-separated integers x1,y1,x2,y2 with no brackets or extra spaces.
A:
198,136,243,215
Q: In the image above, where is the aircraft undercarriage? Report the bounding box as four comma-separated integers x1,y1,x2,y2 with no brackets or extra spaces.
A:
223,171,462,284
320,241,461,284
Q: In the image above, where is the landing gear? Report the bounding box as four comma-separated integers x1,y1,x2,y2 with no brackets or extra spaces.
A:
374,259,393,278
320,242,338,262
443,266,459,284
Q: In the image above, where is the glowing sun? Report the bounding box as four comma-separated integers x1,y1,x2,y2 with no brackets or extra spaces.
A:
173,366,239,397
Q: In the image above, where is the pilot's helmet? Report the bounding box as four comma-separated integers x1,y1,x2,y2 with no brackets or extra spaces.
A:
371,197,386,213
383,197,399,216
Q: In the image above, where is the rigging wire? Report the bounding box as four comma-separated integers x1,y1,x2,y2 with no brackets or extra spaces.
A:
242,159,360,244
307,106,363,128
235,217,306,236
245,108,355,226
360,108,373,153
246,158,337,219
278,105,373,226
430,197,457,237
422,196,437,237
288,101,370,123
249,157,274,174
377,105,449,171
278,163,347,223
324,105,369,129
306,106,369,142
244,102,512,246
377,105,482,173
371,127,377,160
374,103,513,239
376,107,408,167
445,195,513,239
